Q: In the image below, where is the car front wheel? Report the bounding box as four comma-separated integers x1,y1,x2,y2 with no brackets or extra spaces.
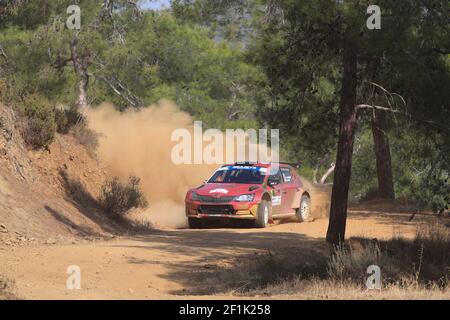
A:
255,200,271,228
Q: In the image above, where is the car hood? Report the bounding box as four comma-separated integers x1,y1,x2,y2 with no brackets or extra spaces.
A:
195,183,262,196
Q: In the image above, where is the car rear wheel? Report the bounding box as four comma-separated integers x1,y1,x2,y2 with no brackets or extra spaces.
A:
188,218,203,229
297,193,313,222
255,200,270,228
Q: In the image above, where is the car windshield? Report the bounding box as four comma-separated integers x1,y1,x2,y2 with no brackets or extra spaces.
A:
207,166,267,184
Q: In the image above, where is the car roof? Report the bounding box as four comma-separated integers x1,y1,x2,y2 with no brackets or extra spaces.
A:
221,162,293,169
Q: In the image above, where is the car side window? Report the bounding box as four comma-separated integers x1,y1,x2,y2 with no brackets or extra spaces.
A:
280,167,293,183
268,167,283,186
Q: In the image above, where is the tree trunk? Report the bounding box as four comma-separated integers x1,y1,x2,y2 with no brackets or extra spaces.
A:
366,58,395,200
70,37,89,109
372,111,395,199
326,43,358,245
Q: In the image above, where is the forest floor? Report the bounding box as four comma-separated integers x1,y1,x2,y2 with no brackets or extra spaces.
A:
1,206,448,300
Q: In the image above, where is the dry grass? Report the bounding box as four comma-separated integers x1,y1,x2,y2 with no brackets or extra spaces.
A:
70,122,99,158
249,278,449,300
204,222,449,299
126,218,154,234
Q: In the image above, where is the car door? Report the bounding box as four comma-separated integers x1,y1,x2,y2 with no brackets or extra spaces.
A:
267,167,284,216
279,166,298,214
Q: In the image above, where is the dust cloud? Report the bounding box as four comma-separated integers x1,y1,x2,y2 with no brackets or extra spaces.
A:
300,178,332,219
86,100,279,228
86,101,214,228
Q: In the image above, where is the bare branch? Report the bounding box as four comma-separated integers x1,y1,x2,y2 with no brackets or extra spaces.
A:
366,81,406,107
359,81,450,133
422,48,450,55
320,162,335,184
313,153,331,184
97,75,141,108
227,110,248,120
355,104,401,113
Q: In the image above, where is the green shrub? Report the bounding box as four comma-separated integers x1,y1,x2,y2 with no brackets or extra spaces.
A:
54,106,100,157
20,93,56,149
99,176,148,218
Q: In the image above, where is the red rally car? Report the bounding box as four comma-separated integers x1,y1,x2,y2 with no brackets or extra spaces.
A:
185,162,312,228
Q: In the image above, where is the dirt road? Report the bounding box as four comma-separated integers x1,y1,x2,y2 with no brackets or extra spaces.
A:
0,209,425,299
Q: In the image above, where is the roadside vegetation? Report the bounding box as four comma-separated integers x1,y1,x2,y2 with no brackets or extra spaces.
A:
194,222,449,298
59,168,150,232
99,176,148,218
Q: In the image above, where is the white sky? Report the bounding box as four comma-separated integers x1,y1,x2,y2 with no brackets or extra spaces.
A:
138,0,171,10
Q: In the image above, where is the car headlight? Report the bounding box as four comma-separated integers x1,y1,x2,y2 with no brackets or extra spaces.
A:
234,194,255,202
191,191,201,201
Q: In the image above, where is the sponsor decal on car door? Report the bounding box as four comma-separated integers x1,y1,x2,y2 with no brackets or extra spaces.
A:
280,167,297,214
267,167,283,216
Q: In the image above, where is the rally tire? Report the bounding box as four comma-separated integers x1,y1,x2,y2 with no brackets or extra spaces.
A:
255,200,271,228
297,193,313,222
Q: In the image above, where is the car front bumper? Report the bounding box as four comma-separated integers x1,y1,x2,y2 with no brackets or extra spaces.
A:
185,201,259,219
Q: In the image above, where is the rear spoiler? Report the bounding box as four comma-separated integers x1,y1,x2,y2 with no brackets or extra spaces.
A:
277,162,301,169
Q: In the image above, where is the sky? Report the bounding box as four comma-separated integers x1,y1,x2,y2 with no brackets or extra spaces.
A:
138,0,171,10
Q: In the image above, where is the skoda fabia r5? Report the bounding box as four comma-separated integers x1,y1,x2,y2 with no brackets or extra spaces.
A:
185,162,312,228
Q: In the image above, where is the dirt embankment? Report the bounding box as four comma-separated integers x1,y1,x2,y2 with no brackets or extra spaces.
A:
0,104,113,247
